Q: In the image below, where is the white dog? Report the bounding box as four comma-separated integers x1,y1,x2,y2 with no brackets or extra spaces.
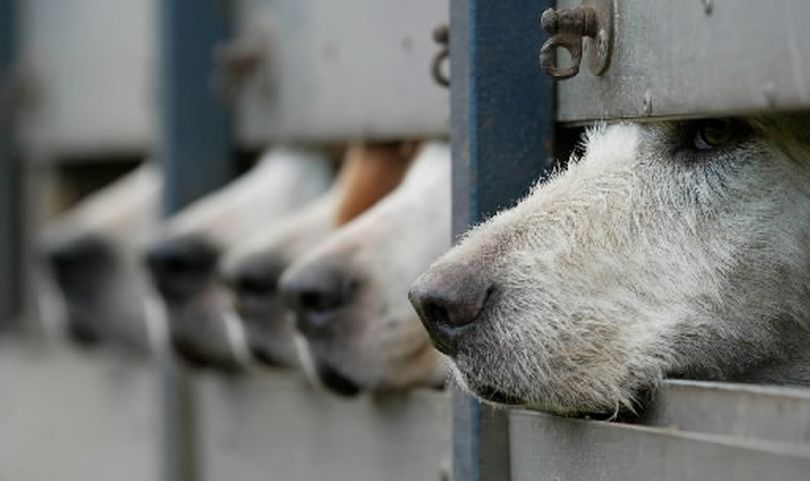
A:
41,163,161,354
145,147,334,368
221,143,416,367
280,142,452,395
410,117,810,416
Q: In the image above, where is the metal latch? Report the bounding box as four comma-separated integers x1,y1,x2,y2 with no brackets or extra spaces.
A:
431,24,450,88
539,0,614,80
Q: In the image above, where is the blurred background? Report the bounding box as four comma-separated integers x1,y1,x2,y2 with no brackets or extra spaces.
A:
0,1,451,480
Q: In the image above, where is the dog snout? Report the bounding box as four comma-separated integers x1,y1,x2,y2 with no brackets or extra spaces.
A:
225,255,287,301
47,235,113,298
408,263,493,356
145,235,219,303
280,263,358,339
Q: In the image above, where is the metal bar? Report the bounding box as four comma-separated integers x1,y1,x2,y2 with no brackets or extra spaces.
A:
159,0,234,214
635,380,810,444
0,0,19,323
157,2,234,481
449,0,556,479
196,372,452,481
235,0,450,145
556,0,810,123
509,410,810,481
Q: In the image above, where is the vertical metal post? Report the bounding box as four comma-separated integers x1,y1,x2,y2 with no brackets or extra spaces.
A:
0,0,18,324
158,2,234,481
449,0,556,479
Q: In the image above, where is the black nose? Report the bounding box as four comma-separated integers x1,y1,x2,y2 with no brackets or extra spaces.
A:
170,336,209,367
225,255,287,301
67,319,102,346
145,235,219,304
47,235,114,299
316,361,362,397
408,263,493,356
279,263,358,340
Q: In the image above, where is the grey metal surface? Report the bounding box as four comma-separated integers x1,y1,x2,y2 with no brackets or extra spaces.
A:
157,3,236,481
556,0,810,122
510,409,810,481
234,0,450,144
196,371,452,481
16,0,155,156
0,340,159,481
0,0,18,322
450,0,557,479
636,380,810,444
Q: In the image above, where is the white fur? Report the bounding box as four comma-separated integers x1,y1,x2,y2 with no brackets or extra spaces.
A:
154,147,334,366
39,162,162,353
417,117,810,415
221,185,342,367
282,142,452,391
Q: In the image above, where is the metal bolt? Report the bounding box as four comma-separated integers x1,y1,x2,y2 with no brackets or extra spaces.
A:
596,29,608,58
540,8,560,34
762,82,776,107
642,90,653,115
702,0,713,15
433,24,449,44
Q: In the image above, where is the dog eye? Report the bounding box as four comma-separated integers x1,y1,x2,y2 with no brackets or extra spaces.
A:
692,119,737,151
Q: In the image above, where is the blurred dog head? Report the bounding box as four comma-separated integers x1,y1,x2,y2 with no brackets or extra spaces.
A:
222,143,415,368
280,142,451,395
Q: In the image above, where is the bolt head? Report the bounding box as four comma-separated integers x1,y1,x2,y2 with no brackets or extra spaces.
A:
540,9,559,34
642,91,653,115
596,30,608,57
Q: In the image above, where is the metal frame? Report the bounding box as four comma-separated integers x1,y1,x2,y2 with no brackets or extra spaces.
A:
555,0,810,123
0,0,19,323
450,0,556,479
157,2,235,481
452,0,810,479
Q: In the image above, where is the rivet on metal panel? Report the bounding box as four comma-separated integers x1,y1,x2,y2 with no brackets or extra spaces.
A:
762,82,777,107
642,90,653,115
438,458,452,481
702,0,714,15
211,35,268,102
431,24,450,88
539,0,614,80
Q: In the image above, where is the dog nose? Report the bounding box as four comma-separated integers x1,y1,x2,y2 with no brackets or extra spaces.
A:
170,336,208,366
225,255,287,300
408,263,493,356
280,264,358,339
67,320,101,346
145,236,219,303
47,235,113,298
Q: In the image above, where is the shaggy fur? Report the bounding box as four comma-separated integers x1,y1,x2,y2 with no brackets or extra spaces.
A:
412,116,810,415
280,142,452,391
40,163,162,354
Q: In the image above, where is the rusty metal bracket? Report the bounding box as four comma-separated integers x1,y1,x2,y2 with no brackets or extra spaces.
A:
539,0,614,80
431,24,450,88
